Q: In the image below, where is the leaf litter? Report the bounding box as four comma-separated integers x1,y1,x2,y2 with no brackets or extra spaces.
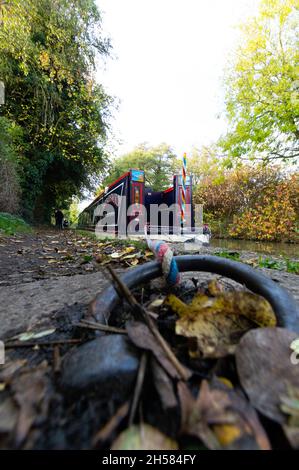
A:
1,254,298,450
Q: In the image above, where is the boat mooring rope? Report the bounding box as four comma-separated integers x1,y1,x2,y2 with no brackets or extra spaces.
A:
146,239,180,286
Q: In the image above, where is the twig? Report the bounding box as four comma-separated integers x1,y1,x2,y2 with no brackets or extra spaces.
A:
53,345,61,373
76,321,127,335
129,352,148,426
92,401,130,447
106,265,189,381
5,338,82,348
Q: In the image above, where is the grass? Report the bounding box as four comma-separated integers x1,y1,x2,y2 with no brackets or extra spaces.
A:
0,212,32,236
214,250,299,275
258,256,299,274
214,250,241,261
285,259,299,274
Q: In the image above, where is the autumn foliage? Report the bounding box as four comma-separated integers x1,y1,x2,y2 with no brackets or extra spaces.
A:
194,166,298,242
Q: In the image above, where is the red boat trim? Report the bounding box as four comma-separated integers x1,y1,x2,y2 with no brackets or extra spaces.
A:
163,187,174,194
108,171,130,190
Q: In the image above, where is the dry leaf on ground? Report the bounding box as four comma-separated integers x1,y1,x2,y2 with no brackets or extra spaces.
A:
0,359,27,384
236,327,299,425
11,362,51,446
111,424,178,450
178,378,271,450
0,397,19,434
166,291,276,358
151,357,177,410
126,321,191,380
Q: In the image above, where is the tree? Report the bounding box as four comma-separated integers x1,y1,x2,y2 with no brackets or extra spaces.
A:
0,116,22,213
173,146,225,186
103,143,177,191
0,0,112,221
220,0,299,163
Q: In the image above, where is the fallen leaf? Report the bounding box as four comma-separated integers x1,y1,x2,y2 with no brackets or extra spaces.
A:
283,425,299,449
279,387,299,448
206,279,224,296
0,397,18,433
0,359,27,383
18,329,56,342
178,378,271,450
166,291,276,358
126,321,191,380
129,258,139,266
148,298,165,309
32,329,56,339
111,424,178,450
12,362,51,446
18,332,35,341
124,246,136,254
236,327,299,424
290,338,299,353
110,252,123,259
151,357,177,410
121,253,138,260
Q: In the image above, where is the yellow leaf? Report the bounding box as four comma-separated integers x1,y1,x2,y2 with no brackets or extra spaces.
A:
166,291,276,358
213,424,242,446
111,424,178,450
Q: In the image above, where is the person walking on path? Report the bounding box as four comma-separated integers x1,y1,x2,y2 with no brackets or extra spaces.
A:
54,209,64,230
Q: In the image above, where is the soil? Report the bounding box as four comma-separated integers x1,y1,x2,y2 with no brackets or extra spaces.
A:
0,228,298,450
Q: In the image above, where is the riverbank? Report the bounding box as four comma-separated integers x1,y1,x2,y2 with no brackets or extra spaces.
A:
210,238,299,259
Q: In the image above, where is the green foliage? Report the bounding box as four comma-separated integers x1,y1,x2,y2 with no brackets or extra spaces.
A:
285,259,299,274
0,116,22,213
103,143,177,191
220,0,299,162
258,256,299,274
214,251,241,261
64,198,80,225
0,212,32,235
173,146,225,186
0,0,112,221
258,256,283,270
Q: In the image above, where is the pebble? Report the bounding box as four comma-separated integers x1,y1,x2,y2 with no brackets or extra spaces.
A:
61,334,140,397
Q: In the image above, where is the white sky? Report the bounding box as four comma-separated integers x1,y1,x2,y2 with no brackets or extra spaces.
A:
96,0,261,157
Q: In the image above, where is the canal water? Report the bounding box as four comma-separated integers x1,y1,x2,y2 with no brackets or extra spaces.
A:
210,238,299,259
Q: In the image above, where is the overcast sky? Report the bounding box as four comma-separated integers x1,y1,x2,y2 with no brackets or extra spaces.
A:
96,0,260,158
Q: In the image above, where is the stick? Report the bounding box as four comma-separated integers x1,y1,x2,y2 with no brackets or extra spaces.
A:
76,321,127,335
129,352,148,426
92,401,130,447
53,345,61,373
106,265,189,381
5,338,82,348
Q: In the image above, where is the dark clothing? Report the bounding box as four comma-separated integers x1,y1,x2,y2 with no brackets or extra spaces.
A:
55,210,64,230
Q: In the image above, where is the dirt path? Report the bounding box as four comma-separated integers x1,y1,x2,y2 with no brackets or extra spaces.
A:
0,229,298,338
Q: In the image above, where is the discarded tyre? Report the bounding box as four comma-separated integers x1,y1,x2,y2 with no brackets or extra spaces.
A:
90,255,299,333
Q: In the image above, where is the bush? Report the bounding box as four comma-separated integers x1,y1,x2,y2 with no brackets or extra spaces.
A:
194,165,298,242
0,212,31,235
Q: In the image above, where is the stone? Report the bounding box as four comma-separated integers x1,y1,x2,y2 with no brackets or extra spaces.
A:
61,335,140,397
